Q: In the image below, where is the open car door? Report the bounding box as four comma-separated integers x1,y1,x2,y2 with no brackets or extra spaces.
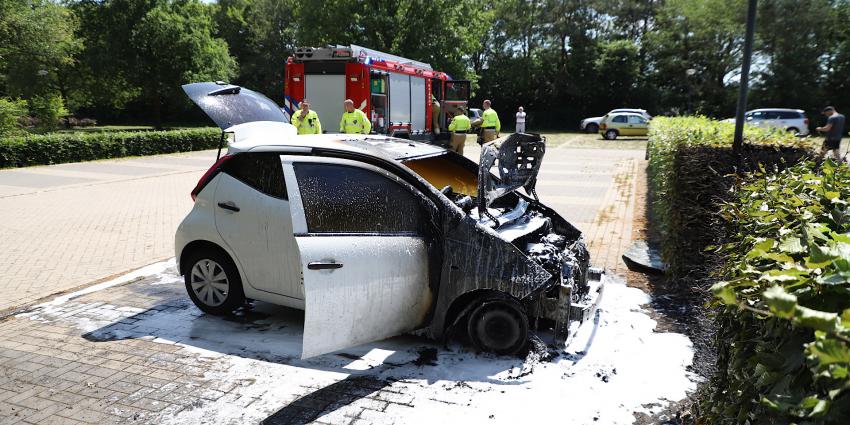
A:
283,157,436,359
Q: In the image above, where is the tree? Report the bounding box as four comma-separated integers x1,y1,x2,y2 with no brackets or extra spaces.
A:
0,98,28,136
750,0,834,124
69,0,236,127
132,0,237,127
646,0,747,117
0,0,81,99
594,40,641,108
29,94,69,131
215,0,298,102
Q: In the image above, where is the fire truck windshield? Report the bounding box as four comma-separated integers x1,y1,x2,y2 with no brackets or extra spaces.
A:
444,81,470,102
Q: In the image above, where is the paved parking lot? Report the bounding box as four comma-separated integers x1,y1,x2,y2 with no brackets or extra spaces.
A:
3,262,696,425
0,135,682,424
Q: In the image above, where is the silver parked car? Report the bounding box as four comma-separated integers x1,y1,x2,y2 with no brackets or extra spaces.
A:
724,108,810,136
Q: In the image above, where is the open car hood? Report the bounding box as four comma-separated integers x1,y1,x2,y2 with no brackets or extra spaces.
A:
182,82,289,130
477,133,545,222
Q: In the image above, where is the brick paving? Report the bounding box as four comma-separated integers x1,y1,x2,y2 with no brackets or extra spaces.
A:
1,135,647,424
0,151,216,313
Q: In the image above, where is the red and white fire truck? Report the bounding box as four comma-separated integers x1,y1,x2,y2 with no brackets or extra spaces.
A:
284,45,470,140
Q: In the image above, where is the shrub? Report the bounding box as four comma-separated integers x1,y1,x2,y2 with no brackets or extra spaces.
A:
28,94,69,131
647,116,820,277
0,98,28,136
706,160,850,424
68,117,97,127
0,128,220,168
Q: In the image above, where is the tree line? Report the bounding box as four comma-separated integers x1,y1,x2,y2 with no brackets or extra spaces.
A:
2,0,849,131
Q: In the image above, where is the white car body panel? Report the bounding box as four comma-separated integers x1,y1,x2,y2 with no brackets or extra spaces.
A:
283,155,434,358
213,173,302,299
225,121,297,144
297,235,432,358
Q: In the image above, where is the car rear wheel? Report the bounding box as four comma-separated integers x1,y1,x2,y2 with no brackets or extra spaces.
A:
184,249,245,315
604,130,618,140
787,127,799,134
467,299,529,356
586,123,599,133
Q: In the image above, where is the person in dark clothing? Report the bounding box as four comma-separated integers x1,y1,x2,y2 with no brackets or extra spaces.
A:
816,106,846,160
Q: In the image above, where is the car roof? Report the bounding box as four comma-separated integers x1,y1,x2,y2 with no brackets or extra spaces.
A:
611,108,646,112
228,126,446,161
749,108,805,113
607,112,645,117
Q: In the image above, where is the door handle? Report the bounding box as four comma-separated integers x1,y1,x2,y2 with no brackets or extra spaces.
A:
217,202,240,212
308,261,343,270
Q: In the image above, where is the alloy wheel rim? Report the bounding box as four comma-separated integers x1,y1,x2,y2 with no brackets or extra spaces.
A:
190,259,229,307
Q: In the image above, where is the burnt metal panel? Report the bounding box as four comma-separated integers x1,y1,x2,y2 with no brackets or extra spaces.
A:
477,133,545,223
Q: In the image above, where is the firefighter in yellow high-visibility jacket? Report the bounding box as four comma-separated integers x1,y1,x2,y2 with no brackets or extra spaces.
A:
448,109,471,154
480,99,500,143
339,99,371,134
290,101,322,135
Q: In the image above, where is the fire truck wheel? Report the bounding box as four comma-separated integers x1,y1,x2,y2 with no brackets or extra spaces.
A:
467,299,529,356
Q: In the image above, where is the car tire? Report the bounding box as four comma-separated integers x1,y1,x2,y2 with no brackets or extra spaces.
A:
586,123,599,134
184,248,245,315
467,299,529,356
604,130,618,140
787,127,799,134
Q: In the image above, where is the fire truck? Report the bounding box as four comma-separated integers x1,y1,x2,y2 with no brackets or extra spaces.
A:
284,45,470,140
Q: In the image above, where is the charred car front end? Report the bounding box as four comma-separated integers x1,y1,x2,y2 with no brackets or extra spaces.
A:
417,134,604,353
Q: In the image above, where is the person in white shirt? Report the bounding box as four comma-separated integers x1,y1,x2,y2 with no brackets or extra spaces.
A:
515,106,527,133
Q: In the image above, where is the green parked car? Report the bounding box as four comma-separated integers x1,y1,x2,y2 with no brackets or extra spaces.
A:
599,112,649,140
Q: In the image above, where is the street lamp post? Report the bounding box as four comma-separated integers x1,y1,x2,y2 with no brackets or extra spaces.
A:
733,0,758,156
686,68,696,114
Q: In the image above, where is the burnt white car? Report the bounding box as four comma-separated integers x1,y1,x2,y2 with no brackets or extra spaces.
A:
177,82,604,359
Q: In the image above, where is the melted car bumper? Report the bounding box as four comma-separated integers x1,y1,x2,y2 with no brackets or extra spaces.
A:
537,266,605,346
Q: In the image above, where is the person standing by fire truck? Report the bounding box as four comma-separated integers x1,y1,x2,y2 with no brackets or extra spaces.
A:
340,99,372,134
481,100,500,143
448,109,471,154
291,101,322,135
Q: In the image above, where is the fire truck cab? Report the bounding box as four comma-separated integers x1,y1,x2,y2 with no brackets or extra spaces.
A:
284,45,470,141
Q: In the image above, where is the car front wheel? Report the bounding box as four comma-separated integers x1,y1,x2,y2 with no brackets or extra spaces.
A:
586,123,599,133
184,249,245,315
604,130,618,140
467,299,529,356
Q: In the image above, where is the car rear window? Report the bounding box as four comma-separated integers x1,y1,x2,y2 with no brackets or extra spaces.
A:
221,153,287,199
293,162,428,234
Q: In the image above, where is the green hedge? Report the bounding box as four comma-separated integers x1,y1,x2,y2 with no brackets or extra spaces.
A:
0,128,220,168
706,160,850,423
647,117,820,276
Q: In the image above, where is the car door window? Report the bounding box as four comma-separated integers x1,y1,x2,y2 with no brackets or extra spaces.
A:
612,115,627,123
748,111,765,120
293,162,428,234
628,115,646,124
221,153,287,199
778,111,800,119
763,111,781,120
